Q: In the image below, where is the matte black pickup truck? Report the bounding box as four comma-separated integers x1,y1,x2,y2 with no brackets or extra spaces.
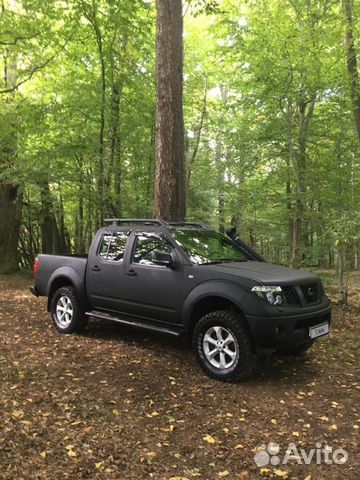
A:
31,219,331,381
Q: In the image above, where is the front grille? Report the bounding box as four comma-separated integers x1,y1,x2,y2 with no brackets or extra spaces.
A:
281,281,323,306
282,286,300,305
300,283,319,304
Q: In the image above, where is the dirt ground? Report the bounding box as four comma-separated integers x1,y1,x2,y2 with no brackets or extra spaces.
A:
0,273,358,480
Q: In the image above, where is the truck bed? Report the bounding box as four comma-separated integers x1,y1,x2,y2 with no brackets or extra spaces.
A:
34,254,88,297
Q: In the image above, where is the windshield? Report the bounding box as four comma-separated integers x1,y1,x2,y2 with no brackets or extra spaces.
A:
171,229,250,265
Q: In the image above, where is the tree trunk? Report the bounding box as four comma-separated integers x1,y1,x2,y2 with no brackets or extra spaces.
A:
286,161,293,263
109,79,122,216
39,182,54,254
186,77,207,190
215,139,225,234
335,240,348,305
75,155,85,253
290,98,315,266
283,97,295,263
0,184,22,273
0,3,21,273
146,119,156,216
154,0,185,221
96,21,107,225
215,87,228,234
342,0,360,146
82,2,108,226
56,194,70,254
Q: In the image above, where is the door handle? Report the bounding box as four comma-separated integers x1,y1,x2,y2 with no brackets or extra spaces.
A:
125,269,137,277
91,265,101,272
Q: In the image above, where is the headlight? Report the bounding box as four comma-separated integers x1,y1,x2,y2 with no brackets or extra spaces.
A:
251,285,284,306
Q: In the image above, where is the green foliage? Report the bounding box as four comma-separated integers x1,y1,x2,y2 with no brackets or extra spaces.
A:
0,0,359,269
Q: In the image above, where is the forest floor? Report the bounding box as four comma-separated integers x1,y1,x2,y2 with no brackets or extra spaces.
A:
0,272,358,480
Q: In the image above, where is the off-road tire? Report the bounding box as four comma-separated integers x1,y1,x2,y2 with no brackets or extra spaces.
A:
50,286,88,334
192,310,257,382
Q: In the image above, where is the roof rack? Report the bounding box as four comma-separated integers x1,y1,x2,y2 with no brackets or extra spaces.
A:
167,222,211,229
104,218,170,227
104,219,213,230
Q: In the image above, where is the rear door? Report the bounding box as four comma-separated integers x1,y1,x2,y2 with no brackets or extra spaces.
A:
86,230,130,312
120,230,184,324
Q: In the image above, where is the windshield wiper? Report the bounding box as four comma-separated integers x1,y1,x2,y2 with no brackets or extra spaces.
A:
199,258,247,265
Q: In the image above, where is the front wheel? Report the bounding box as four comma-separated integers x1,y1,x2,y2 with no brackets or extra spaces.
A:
192,310,257,382
50,286,87,334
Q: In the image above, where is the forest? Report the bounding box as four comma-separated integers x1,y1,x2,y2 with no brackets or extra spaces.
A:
0,0,359,276
0,3,359,479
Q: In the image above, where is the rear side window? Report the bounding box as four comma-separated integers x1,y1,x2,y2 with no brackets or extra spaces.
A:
98,232,128,262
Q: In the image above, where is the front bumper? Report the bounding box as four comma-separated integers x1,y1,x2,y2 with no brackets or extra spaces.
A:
246,302,332,353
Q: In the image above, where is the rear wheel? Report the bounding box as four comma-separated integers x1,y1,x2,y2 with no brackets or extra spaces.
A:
50,286,87,334
192,310,257,382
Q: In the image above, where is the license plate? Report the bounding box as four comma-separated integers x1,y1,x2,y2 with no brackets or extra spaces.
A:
309,322,329,339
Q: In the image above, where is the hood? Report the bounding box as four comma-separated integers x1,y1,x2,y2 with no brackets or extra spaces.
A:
200,261,318,285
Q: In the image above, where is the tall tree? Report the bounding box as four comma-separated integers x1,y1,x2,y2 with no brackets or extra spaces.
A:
0,1,21,273
154,0,186,221
342,0,360,145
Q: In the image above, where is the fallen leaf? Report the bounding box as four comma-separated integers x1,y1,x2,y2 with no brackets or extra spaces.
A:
203,434,216,444
218,471,230,478
169,477,190,480
11,410,24,419
274,469,288,478
146,451,157,461
259,468,270,475
292,431,300,437
95,462,104,469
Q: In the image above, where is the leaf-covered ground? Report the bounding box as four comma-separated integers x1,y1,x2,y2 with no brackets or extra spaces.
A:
0,274,358,480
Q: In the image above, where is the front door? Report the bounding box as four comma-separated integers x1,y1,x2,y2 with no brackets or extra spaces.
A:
120,231,184,324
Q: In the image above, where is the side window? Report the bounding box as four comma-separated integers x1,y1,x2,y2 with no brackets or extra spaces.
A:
98,232,127,262
132,232,173,266
98,234,112,260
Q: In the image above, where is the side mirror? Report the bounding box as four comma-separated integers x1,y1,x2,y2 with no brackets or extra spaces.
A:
151,250,174,267
226,227,236,239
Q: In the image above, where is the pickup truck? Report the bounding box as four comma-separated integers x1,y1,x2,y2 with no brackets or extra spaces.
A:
31,219,331,382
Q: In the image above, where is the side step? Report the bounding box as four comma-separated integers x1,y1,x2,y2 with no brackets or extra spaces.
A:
85,310,184,337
